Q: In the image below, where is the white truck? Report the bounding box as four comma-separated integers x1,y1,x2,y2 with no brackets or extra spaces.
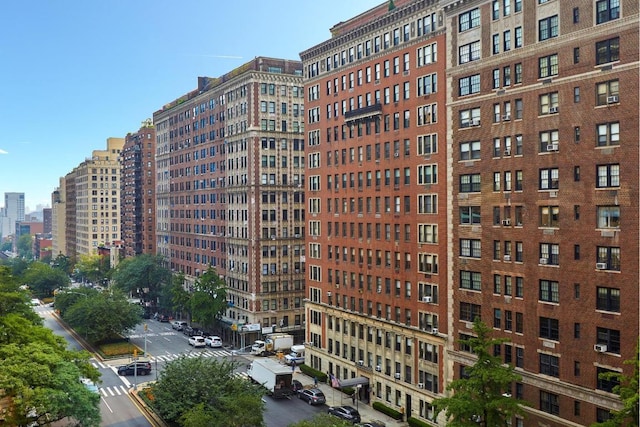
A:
250,333,294,356
284,344,306,365
247,358,294,399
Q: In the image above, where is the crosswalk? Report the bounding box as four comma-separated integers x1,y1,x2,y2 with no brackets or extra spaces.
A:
98,385,129,398
149,349,233,362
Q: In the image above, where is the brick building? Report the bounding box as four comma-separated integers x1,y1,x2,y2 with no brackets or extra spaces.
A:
301,0,449,421
443,0,639,425
153,57,307,345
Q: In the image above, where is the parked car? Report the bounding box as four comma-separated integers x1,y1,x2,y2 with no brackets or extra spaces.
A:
298,388,326,405
328,406,361,423
117,361,152,376
356,422,386,427
188,336,206,347
291,379,304,394
80,378,99,394
172,321,188,331
205,335,223,348
184,326,202,336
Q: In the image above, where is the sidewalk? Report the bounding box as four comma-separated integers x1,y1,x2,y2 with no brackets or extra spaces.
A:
293,369,406,426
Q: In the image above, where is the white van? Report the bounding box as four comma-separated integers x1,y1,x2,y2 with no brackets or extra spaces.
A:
284,344,305,365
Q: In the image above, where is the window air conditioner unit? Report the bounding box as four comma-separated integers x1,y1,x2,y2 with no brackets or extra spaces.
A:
375,365,382,372
471,119,480,126
403,70,410,77
596,262,607,270
539,258,548,265
502,114,511,121
502,219,511,226
271,235,276,240
503,255,511,261
549,106,559,114
358,360,364,366
417,383,424,389
394,372,401,379
594,344,607,353
431,328,439,335
503,148,511,156
546,144,558,151
394,151,400,158
607,95,619,104
294,234,301,238
422,296,432,303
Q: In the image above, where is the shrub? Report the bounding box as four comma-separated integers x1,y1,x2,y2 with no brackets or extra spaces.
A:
299,364,327,383
408,416,431,427
372,401,402,420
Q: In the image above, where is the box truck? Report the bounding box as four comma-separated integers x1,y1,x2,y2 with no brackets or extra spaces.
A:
284,344,306,365
250,333,294,356
247,358,294,398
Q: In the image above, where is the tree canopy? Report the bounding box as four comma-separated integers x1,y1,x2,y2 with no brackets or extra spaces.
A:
151,356,265,427
16,233,33,260
24,261,70,298
111,254,171,310
0,265,101,426
433,319,527,426
190,267,227,332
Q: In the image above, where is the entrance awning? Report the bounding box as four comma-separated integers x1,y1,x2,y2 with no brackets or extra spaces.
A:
337,377,369,387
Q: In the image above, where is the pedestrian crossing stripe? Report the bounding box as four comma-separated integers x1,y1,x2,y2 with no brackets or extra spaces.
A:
149,350,232,362
99,385,129,397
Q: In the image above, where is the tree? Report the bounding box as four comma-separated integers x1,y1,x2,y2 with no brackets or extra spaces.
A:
0,266,101,426
111,254,171,310
23,261,70,298
433,319,527,426
151,356,265,427
190,267,227,332
51,253,73,276
75,253,109,285
16,233,33,259
591,340,639,427
288,413,353,427
63,288,142,344
168,272,191,320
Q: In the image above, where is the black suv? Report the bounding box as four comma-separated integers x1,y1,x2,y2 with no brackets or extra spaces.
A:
328,406,361,423
117,361,152,376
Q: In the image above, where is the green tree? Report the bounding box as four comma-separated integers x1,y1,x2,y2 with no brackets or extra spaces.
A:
24,261,70,298
152,356,265,427
51,253,73,275
190,267,227,331
288,413,353,427
0,266,101,426
75,253,109,285
111,254,171,310
168,272,191,320
591,340,639,427
16,233,33,259
54,287,98,317
433,319,527,426
0,240,12,252
63,288,142,344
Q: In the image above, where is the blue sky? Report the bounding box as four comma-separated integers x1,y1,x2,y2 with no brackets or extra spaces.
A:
0,0,383,212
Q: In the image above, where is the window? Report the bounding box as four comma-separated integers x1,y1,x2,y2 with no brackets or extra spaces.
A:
597,206,620,228
596,122,620,146
596,164,620,188
459,8,480,31
460,302,481,322
597,246,620,271
540,353,560,377
597,327,620,354
417,104,437,125
540,391,560,415
596,80,619,105
596,0,620,24
418,224,438,244
596,38,620,64
596,287,620,312
540,243,559,265
459,174,481,192
539,168,559,190
539,206,559,228
460,270,481,291
459,75,480,96
418,194,437,214
540,317,559,341
417,73,438,96
460,239,481,258
418,134,438,155
418,253,438,274
539,92,559,115
515,26,522,48
459,108,481,127
460,206,481,224
597,367,620,393
539,279,559,302
540,130,559,153
539,54,559,78
418,164,437,185
459,41,480,64
492,33,500,54
417,43,437,66
460,141,481,160
538,15,558,41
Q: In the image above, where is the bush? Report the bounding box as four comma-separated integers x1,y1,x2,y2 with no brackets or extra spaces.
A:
408,416,431,427
372,401,402,420
299,364,327,383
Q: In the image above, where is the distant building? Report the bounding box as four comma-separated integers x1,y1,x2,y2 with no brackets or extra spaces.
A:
120,119,156,257
0,192,25,240
51,180,66,257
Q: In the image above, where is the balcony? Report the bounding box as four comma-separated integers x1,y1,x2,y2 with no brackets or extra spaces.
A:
344,103,382,123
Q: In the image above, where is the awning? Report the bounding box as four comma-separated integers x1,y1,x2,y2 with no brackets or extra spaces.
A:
337,377,370,388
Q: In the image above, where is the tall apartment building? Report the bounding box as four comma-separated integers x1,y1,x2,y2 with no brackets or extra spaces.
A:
0,192,25,239
443,0,638,426
301,0,449,421
154,57,306,345
121,119,156,257
66,137,124,256
51,179,66,257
